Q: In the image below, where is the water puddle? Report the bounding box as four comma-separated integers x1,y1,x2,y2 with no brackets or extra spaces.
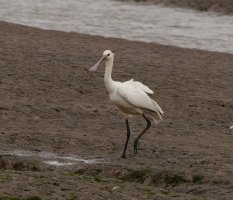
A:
0,0,232,53
43,160,75,166
60,156,106,164
0,149,106,167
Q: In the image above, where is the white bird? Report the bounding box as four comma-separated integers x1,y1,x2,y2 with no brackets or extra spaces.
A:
230,125,233,130
89,50,164,158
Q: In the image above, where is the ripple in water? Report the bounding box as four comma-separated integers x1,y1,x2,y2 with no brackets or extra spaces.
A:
0,0,232,53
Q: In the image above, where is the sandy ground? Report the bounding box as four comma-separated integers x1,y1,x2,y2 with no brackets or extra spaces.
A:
120,0,233,14
0,21,233,199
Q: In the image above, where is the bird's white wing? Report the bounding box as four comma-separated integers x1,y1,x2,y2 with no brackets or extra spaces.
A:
118,85,163,119
123,79,154,94
118,86,153,109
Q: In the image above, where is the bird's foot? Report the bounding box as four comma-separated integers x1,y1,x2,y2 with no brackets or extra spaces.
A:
134,139,139,154
121,154,127,159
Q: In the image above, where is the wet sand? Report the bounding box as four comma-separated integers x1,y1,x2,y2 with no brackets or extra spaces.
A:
0,21,233,199
121,0,233,14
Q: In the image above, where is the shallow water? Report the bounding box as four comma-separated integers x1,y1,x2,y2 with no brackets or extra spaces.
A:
43,160,75,166
0,0,232,53
0,150,106,167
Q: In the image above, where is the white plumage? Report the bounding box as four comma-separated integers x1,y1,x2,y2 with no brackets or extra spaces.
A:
89,50,164,158
124,79,154,94
117,84,164,120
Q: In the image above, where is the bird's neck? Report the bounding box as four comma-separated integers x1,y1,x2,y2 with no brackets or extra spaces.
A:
104,58,115,93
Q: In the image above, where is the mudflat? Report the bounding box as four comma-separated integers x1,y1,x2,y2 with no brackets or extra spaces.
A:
0,21,233,199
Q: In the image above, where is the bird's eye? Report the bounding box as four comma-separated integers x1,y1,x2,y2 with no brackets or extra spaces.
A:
107,53,110,56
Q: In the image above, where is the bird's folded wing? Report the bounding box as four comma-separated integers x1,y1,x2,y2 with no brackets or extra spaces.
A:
118,86,164,120
118,86,156,111
123,79,154,94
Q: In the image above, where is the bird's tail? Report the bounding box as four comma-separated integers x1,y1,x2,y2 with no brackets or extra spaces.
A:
143,98,164,124
151,98,164,120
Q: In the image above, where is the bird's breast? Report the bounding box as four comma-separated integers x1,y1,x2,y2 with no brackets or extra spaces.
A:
109,93,141,115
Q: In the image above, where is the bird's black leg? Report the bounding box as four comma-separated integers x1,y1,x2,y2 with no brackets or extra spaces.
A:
134,114,151,154
122,118,131,158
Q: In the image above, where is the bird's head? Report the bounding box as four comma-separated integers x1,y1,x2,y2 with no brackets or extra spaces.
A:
103,50,114,60
89,50,114,71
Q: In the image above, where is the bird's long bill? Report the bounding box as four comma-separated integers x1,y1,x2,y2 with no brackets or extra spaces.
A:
89,55,106,71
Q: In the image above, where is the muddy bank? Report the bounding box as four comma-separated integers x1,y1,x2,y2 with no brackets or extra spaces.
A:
120,0,233,14
0,21,233,199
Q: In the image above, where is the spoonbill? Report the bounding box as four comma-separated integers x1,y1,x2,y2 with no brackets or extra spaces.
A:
89,50,164,158
230,125,233,130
